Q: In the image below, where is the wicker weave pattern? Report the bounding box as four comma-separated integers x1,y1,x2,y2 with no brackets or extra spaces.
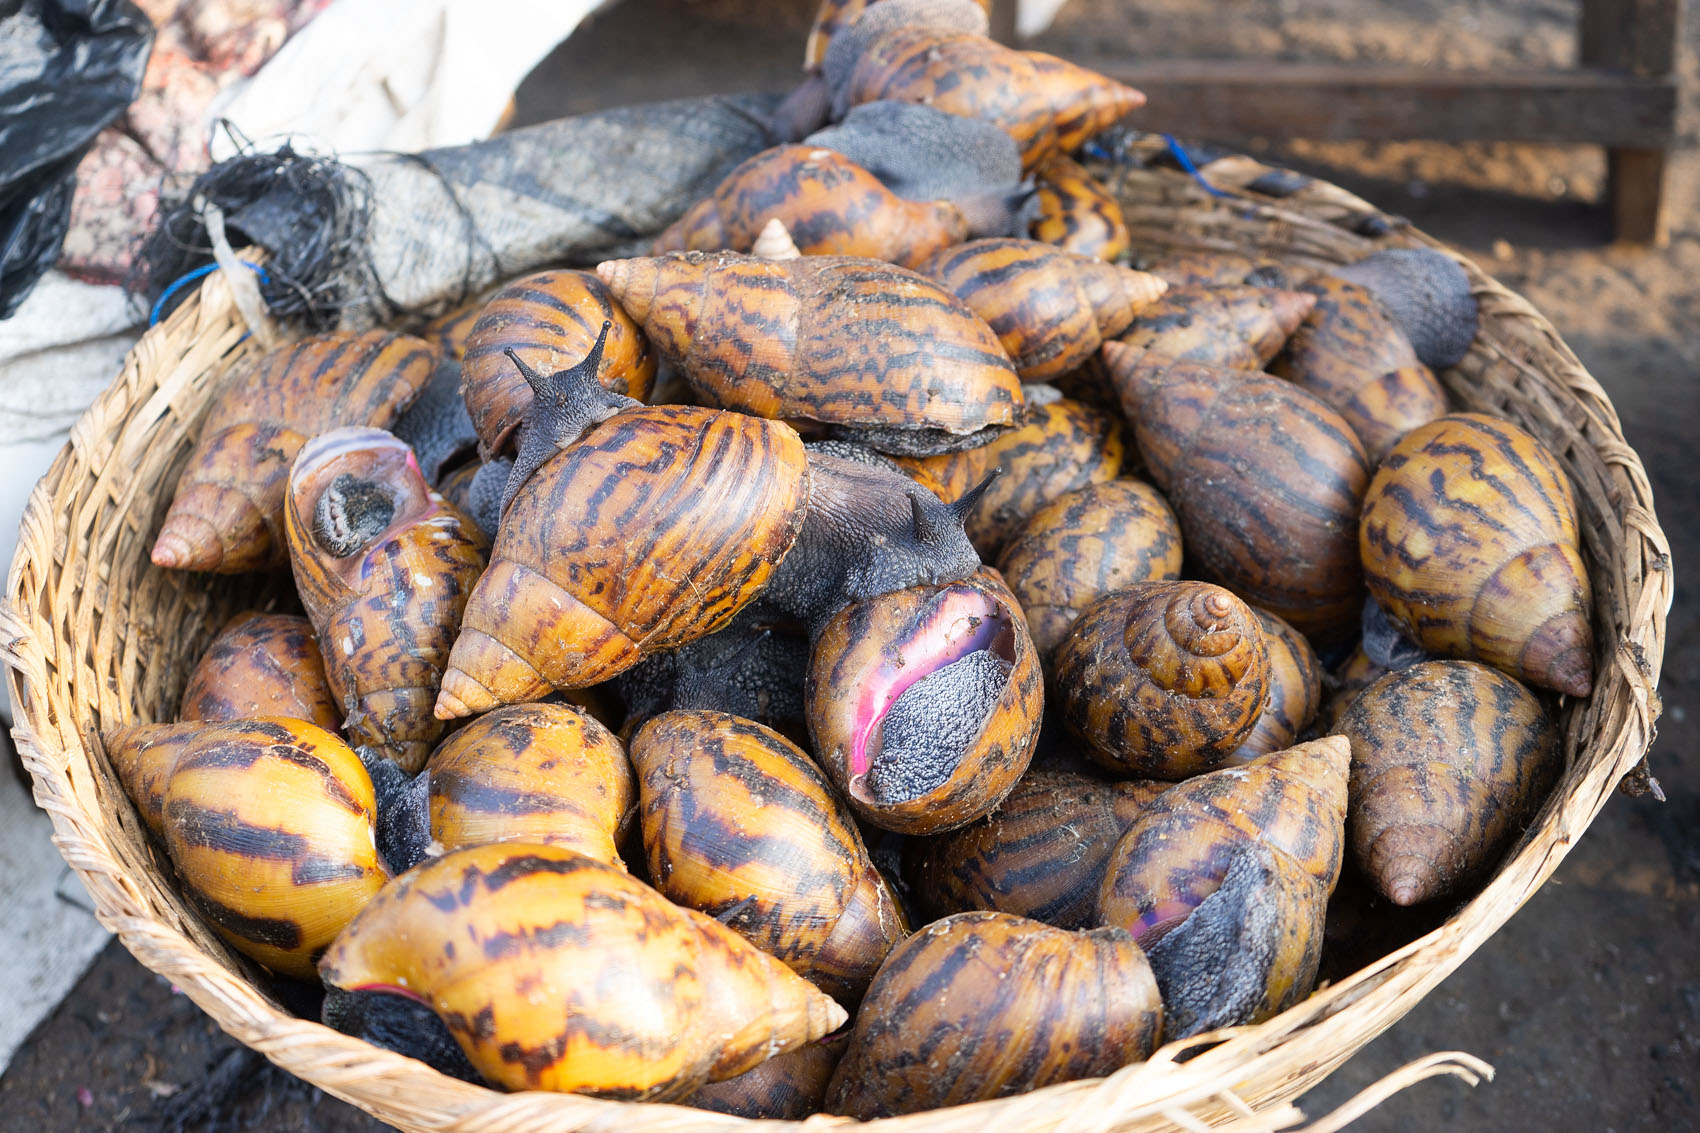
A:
2,160,1670,1132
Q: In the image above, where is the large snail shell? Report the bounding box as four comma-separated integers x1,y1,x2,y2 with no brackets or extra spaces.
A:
437,405,810,716
428,703,635,867
652,145,969,269
1108,284,1316,372
151,331,437,573
1338,660,1561,906
318,843,847,1098
460,270,655,459
1028,153,1129,261
1359,413,1594,696
1096,735,1350,942
1106,350,1371,649
804,0,990,69
632,710,906,1005
284,428,489,772
905,765,1166,929
179,612,341,731
995,478,1183,658
596,252,1021,447
919,238,1166,381
843,27,1145,169
896,395,1124,558
1053,581,1270,780
1225,609,1322,765
685,1038,844,1119
806,569,1042,834
1145,250,1308,291
825,911,1162,1117
107,718,388,980
1271,275,1448,463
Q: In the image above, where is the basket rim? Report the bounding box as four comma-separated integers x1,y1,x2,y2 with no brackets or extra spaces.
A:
2,157,1673,1132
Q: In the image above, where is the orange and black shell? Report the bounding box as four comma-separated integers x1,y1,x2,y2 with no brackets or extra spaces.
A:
285,429,490,773
459,269,655,458
1053,581,1271,780
685,1038,844,1119
1105,350,1371,650
1318,645,1391,733
1105,284,1316,372
595,252,1022,441
151,330,437,574
1225,609,1323,765
918,238,1166,381
1271,274,1447,463
1338,660,1562,906
995,478,1183,659
824,911,1162,1118
179,611,342,731
437,404,811,716
318,843,847,1099
904,765,1166,929
1142,250,1309,291
415,292,494,361
844,28,1145,169
896,395,1124,558
1358,413,1593,697
631,710,906,1006
802,0,992,69
106,718,388,981
427,702,636,867
1028,153,1130,261
806,569,1043,835
1096,735,1351,942
651,145,969,270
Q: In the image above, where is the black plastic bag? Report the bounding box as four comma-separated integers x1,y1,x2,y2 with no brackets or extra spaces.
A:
0,0,153,319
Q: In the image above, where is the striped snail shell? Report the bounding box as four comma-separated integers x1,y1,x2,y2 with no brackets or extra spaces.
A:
1028,153,1130,261
106,718,388,981
804,0,990,70
1052,581,1271,780
1144,250,1308,291
918,238,1167,381
684,1038,844,1119
284,428,489,772
317,843,847,1098
595,251,1022,455
995,478,1183,659
1318,643,1393,733
1224,609,1323,765
1107,284,1316,372
904,764,1166,929
179,612,341,731
632,710,907,1005
1338,660,1562,906
151,330,437,573
824,911,1162,1117
1359,413,1594,697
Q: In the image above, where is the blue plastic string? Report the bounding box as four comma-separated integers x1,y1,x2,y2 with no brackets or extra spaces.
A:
1163,134,1233,199
148,260,271,326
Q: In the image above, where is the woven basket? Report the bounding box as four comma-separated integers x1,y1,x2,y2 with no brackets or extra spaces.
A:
3,155,1671,1132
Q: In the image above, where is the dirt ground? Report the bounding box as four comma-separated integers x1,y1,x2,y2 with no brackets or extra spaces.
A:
2,0,1695,1128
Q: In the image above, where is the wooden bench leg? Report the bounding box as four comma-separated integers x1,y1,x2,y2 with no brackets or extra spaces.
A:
1606,147,1671,247
1580,0,1682,245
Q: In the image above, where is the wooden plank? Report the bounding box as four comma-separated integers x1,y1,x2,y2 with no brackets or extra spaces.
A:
1605,147,1671,246
1093,61,1678,148
1580,0,1684,76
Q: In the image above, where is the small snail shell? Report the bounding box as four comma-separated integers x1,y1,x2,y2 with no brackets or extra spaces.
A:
1144,250,1308,291
684,1038,844,1119
1317,644,1391,733
151,331,437,573
1271,274,1449,463
437,405,810,716
1096,735,1350,944
106,718,388,980
824,911,1162,1117
632,710,907,1005
428,702,635,866
284,428,489,771
806,569,1042,834
804,0,990,70
918,238,1167,381
1028,153,1129,261
895,395,1125,558
904,765,1166,929
1359,413,1594,696
651,145,970,269
1104,350,1371,650
1224,609,1322,765
318,843,847,1098
1338,660,1561,905
179,612,341,731
460,269,655,460
751,217,803,260
995,478,1183,658
595,252,1022,453
1108,284,1316,372
1053,581,1271,780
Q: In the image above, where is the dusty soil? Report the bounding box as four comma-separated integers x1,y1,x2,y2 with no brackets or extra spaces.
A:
3,0,1695,1129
